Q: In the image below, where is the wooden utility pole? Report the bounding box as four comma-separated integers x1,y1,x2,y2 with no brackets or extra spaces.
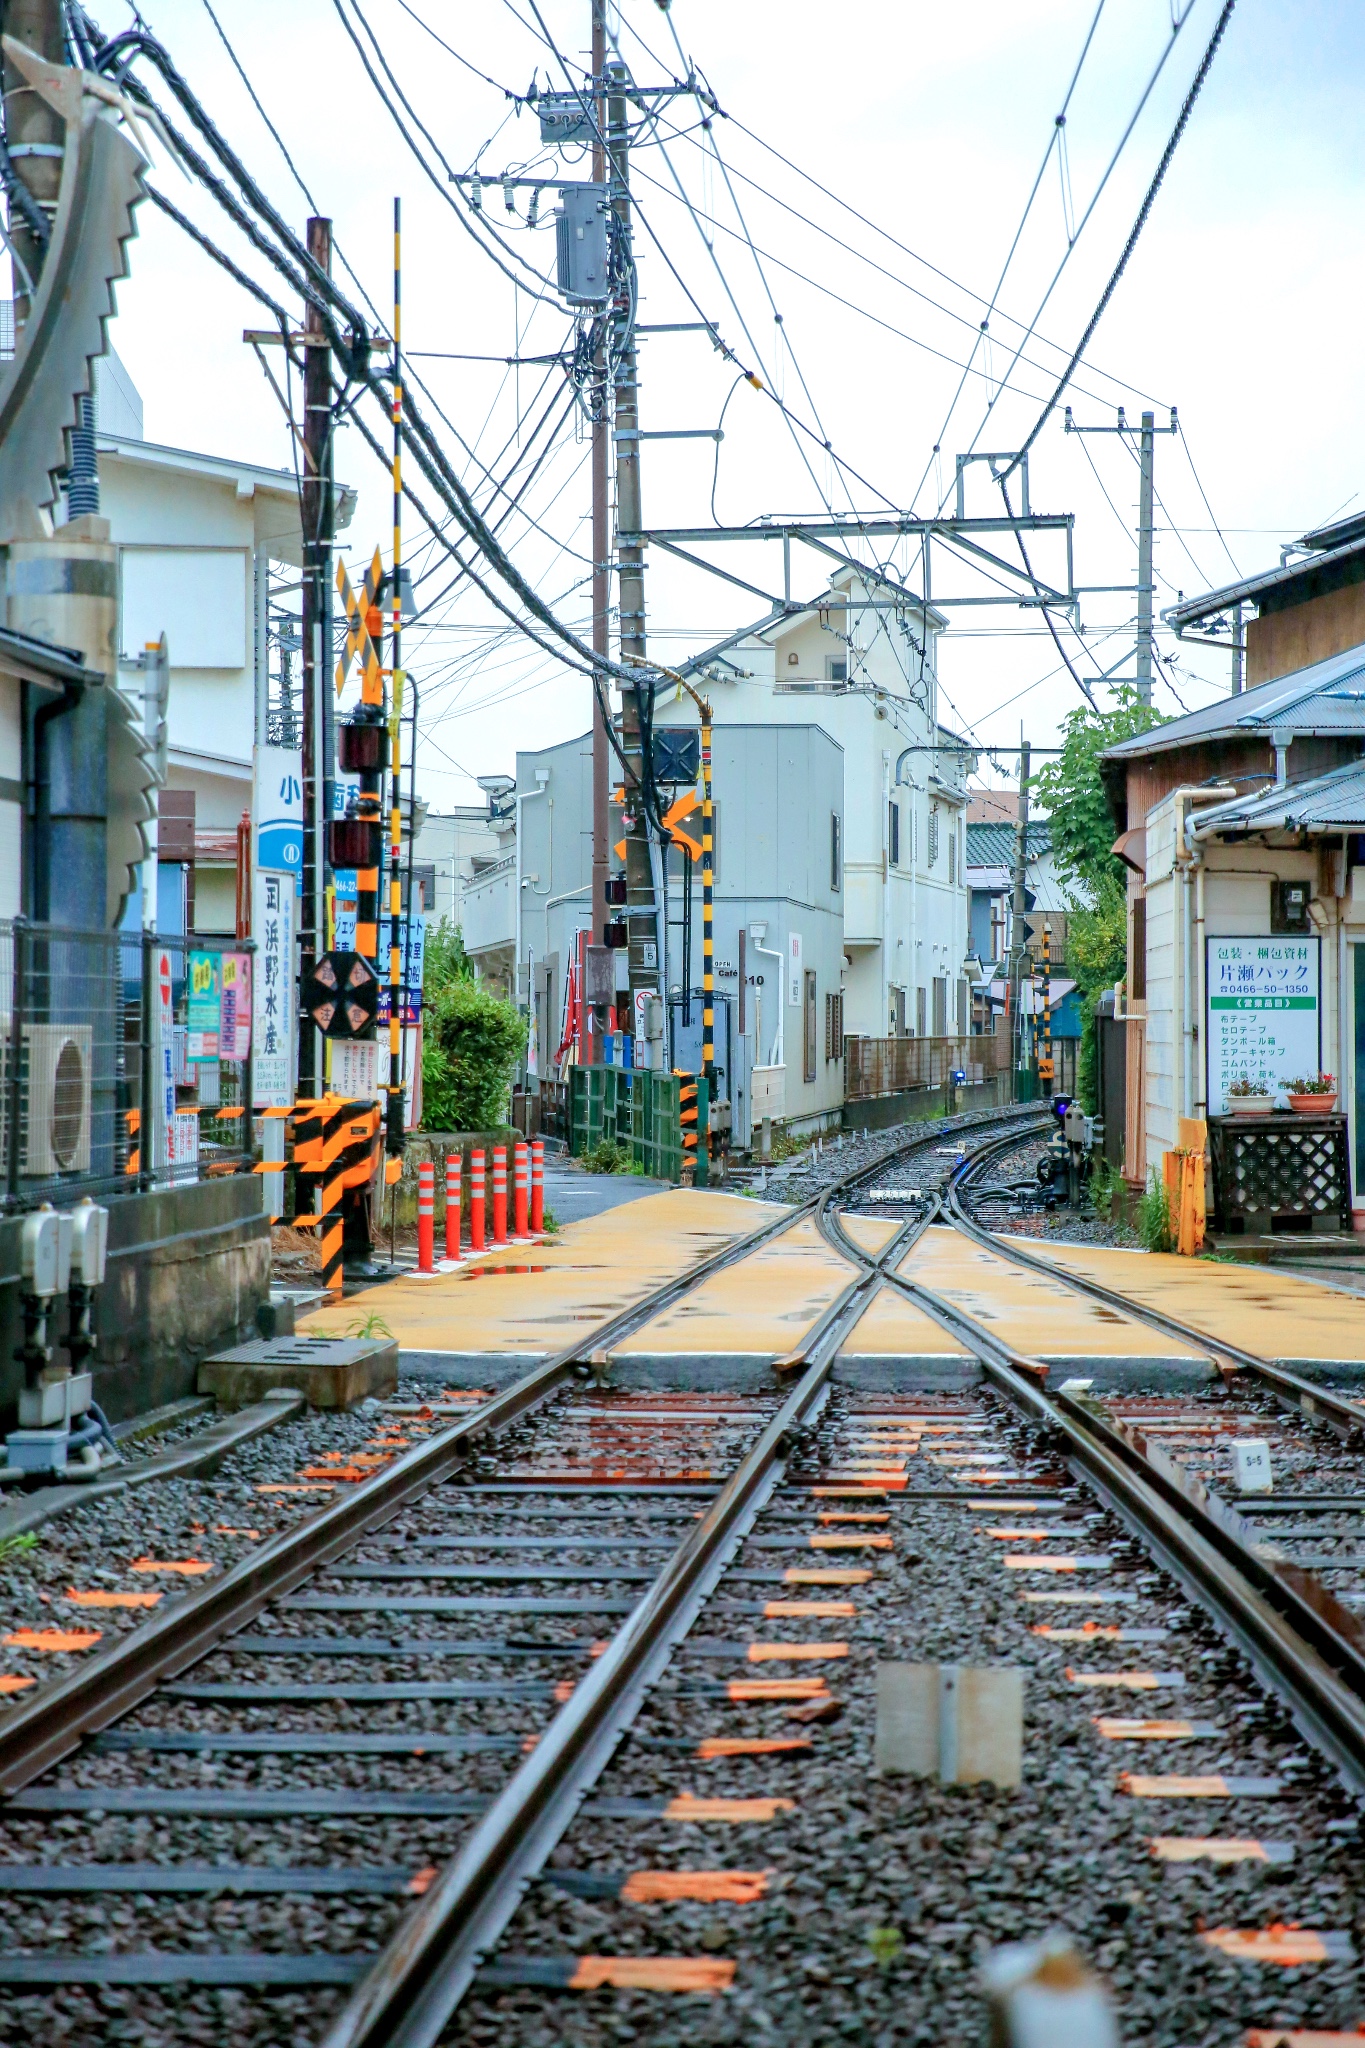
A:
1008,739,1031,1094
606,62,657,998
298,214,334,1089
1136,410,1155,707
590,0,610,957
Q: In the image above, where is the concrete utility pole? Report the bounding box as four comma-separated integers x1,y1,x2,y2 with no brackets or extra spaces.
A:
1,0,62,330
1136,409,1155,706
590,0,610,955
1231,598,1244,696
298,215,334,1090
607,61,657,997
1008,740,1031,1092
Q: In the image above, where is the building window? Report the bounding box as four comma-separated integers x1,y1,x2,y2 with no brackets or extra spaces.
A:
826,658,846,683
888,799,900,869
890,986,906,1036
1131,896,1146,1001
927,806,940,868
830,812,842,892
932,976,948,1037
915,985,927,1037
956,977,968,1037
803,969,818,1083
825,989,844,1061
948,829,956,885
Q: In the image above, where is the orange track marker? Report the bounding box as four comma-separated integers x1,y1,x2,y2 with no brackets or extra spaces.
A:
762,1601,854,1619
695,1738,812,1759
809,1533,892,1551
4,1628,101,1652
568,1956,735,1993
620,1870,771,1904
816,1513,889,1525
663,1794,795,1823
782,1568,871,1585
726,1680,827,1702
1150,1839,1275,1865
65,1589,161,1610
130,1559,213,1576
1202,1926,1345,1966
0,1675,36,1693
746,1641,847,1663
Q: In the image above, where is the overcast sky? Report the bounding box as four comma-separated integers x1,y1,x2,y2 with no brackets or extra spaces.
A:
95,0,1365,805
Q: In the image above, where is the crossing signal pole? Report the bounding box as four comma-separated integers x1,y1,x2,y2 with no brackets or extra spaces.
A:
299,214,335,1090
607,61,658,1000
590,0,611,958
387,197,406,1157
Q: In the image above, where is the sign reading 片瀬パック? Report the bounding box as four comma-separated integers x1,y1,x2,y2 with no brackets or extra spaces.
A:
1205,936,1321,1114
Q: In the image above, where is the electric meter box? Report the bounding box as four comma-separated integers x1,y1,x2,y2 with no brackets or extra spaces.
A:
70,1201,109,1287
20,1208,71,1297
556,184,609,304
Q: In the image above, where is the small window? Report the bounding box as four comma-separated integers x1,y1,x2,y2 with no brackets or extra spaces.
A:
948,830,956,885
888,799,900,869
927,806,940,868
826,658,846,683
825,989,844,1061
803,969,818,1083
1131,897,1147,1001
915,986,927,1037
830,812,842,892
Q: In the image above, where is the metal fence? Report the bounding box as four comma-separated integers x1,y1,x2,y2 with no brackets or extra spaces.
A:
844,1030,1011,1102
1,917,255,1212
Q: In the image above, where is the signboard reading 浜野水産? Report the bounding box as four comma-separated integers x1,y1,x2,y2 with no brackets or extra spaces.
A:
1205,936,1320,1114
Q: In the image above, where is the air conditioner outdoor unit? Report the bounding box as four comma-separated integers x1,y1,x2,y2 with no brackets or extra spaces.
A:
0,1021,94,1176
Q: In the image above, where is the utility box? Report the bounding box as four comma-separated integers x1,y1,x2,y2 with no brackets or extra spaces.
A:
556,184,609,303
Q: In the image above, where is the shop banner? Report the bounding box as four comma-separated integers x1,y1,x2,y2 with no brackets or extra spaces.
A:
221,953,252,1062
1205,936,1321,1113
186,950,221,1062
253,871,295,1108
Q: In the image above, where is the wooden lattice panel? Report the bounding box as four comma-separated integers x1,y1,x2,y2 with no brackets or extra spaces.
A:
1208,1114,1350,1234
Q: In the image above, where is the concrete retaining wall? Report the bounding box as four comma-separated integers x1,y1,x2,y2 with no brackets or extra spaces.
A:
842,1072,1009,1133
0,1175,270,1426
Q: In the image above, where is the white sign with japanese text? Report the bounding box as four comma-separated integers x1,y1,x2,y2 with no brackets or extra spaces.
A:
253,870,296,1108
1205,936,1321,1113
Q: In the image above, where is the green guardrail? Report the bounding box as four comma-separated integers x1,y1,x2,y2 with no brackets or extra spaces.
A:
568,1066,708,1185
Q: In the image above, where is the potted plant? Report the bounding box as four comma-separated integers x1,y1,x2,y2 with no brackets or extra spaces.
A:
1285,1073,1338,1113
1226,1075,1276,1115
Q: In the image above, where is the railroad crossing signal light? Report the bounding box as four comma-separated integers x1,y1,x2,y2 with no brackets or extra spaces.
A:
301,950,379,1040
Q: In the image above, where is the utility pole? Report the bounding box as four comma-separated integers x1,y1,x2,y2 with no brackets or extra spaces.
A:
1231,599,1244,696
607,61,657,998
1065,407,1177,708
590,0,610,957
298,215,334,1091
1008,739,1030,1097
1,0,62,331
1136,410,1155,706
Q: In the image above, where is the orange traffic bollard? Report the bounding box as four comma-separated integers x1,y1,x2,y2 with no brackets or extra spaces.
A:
514,1141,530,1239
417,1161,435,1273
492,1146,508,1245
444,1151,462,1263
470,1148,486,1252
531,1138,544,1233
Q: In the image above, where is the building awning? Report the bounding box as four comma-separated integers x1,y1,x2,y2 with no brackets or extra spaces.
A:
1111,826,1146,874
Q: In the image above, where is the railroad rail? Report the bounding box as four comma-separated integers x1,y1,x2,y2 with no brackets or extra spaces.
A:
0,1099,1042,2044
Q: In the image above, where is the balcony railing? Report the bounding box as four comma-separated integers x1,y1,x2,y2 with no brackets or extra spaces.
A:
844,1029,1010,1101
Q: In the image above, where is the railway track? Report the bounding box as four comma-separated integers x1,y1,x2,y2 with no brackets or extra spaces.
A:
4,1096,1365,2044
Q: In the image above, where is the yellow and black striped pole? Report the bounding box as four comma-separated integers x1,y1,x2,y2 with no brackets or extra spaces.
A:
354,548,386,963
386,195,405,1155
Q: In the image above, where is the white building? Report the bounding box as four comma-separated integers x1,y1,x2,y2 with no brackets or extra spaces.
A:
676,565,974,1040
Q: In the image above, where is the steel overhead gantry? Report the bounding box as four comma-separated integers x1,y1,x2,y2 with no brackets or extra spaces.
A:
619,509,1078,618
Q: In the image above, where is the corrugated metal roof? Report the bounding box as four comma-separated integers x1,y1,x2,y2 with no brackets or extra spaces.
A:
967,820,1052,866
1103,643,1365,760
1189,757,1365,836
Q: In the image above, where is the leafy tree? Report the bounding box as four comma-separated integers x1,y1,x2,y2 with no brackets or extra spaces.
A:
420,920,524,1130
1032,682,1165,893
1031,685,1166,1108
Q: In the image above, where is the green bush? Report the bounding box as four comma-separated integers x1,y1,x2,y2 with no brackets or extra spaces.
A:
1136,1171,1172,1253
422,975,526,1133
584,1135,631,1175
1088,1157,1120,1224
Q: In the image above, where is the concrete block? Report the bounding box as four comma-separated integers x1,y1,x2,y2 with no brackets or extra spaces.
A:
876,1661,1023,1788
256,1293,298,1340
197,1335,397,1411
